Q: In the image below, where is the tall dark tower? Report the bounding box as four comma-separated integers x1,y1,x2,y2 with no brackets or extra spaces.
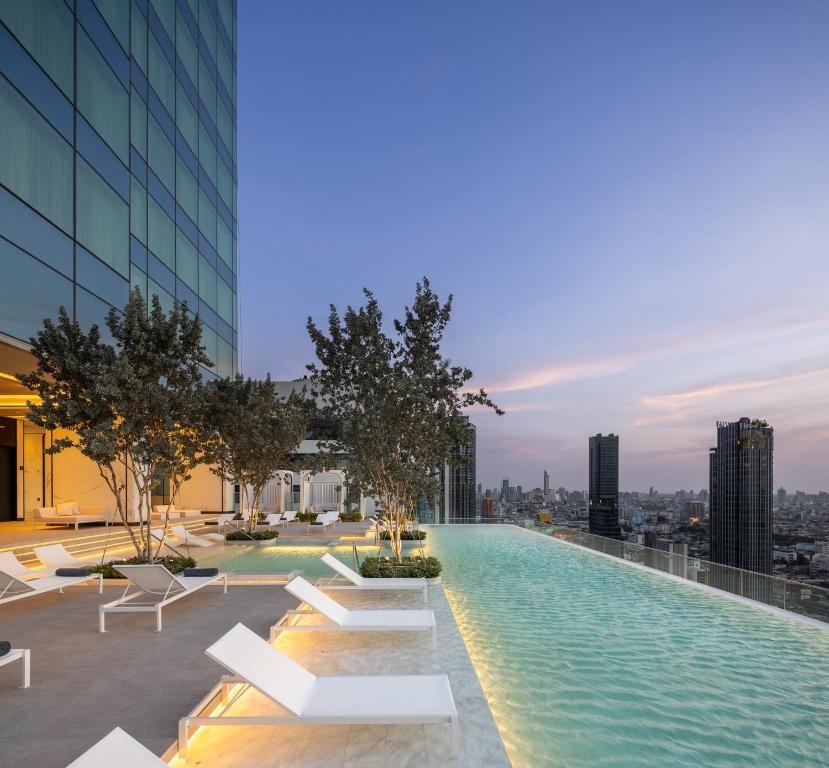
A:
588,433,621,538
709,418,773,575
441,418,477,522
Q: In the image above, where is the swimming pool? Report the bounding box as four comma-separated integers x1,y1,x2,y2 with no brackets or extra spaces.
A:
198,524,829,766
423,524,829,767
197,539,402,579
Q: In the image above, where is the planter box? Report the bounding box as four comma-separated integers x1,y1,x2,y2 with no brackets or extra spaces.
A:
224,537,276,546
426,576,442,585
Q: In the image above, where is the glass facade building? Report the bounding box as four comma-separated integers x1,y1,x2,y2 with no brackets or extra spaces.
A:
0,0,238,379
588,432,621,538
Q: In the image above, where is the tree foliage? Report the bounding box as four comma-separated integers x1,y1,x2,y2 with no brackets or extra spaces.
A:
307,277,502,561
19,288,213,561
204,374,308,531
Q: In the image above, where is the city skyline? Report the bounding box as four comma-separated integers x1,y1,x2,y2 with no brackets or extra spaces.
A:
237,1,829,492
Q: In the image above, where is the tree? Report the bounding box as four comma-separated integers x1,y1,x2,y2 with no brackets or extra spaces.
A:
20,289,214,562
204,374,308,532
307,278,502,562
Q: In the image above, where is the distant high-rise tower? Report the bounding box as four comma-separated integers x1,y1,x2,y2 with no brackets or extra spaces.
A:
709,418,773,575
442,418,476,522
543,470,550,498
776,487,786,506
501,477,510,501
588,434,621,538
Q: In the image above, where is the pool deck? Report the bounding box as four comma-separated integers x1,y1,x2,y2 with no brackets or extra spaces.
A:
0,577,509,767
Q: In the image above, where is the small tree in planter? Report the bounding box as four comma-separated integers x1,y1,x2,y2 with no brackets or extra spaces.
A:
20,289,214,562
307,277,502,563
204,374,307,534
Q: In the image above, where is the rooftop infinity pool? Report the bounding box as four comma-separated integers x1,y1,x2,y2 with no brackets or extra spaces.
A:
198,524,829,766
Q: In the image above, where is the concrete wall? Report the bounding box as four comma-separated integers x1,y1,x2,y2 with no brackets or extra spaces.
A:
51,429,128,517
177,463,232,512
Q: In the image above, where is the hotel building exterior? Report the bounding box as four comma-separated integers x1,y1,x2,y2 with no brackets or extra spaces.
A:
0,0,238,522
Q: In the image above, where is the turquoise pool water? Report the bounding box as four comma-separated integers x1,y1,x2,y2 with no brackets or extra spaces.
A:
197,525,829,766
197,540,401,579
423,524,829,768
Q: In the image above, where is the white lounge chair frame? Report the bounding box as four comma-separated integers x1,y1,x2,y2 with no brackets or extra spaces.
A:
306,510,338,533
171,524,224,547
278,510,298,526
319,553,428,602
0,551,51,580
0,569,103,605
178,623,459,760
33,543,91,571
66,727,169,768
272,576,437,646
98,564,227,632
0,648,30,688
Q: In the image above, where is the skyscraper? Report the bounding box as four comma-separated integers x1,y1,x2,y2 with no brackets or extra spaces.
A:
776,487,787,506
0,0,238,520
709,418,773,575
441,417,477,521
588,433,621,538
543,469,550,499
501,476,509,501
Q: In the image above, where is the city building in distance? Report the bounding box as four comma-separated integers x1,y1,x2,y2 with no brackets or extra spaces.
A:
709,417,774,575
442,417,477,522
0,0,238,519
588,433,621,538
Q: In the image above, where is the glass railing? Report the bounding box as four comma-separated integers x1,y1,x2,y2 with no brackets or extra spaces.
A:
436,518,829,624
540,525,829,625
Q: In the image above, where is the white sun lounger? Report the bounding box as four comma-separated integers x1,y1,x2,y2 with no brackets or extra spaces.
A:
320,553,428,602
33,543,91,571
0,648,30,688
0,551,52,580
0,569,103,605
171,524,224,546
178,623,459,759
66,727,168,767
261,513,283,528
98,564,227,632
278,510,297,526
273,576,436,645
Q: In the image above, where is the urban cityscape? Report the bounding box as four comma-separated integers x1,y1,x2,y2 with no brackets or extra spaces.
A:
429,418,829,589
0,2,827,768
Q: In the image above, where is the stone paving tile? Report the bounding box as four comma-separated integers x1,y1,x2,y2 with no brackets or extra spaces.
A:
0,578,509,768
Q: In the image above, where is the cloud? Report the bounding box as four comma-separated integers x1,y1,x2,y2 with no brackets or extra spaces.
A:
639,366,829,413
486,353,640,393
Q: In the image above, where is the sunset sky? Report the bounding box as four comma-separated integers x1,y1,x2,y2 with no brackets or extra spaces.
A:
237,0,829,492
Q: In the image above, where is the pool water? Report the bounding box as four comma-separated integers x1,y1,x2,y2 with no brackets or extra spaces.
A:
422,524,829,768
195,525,829,766
197,540,410,579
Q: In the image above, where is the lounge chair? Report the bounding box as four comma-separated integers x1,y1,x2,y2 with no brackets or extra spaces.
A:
0,569,103,605
273,576,436,645
0,647,30,688
66,727,168,767
0,551,52,580
171,524,224,547
35,503,111,530
278,510,298,527
98,564,227,632
260,513,283,528
319,553,428,602
151,504,201,520
178,623,459,759
34,543,93,571
306,510,338,533
215,513,237,531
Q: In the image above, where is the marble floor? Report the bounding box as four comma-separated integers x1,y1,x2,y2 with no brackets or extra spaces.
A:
169,586,510,768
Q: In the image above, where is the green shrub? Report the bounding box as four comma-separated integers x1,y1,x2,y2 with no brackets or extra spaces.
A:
339,510,362,522
225,529,279,541
379,529,426,541
360,556,442,579
297,511,317,522
92,555,197,579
